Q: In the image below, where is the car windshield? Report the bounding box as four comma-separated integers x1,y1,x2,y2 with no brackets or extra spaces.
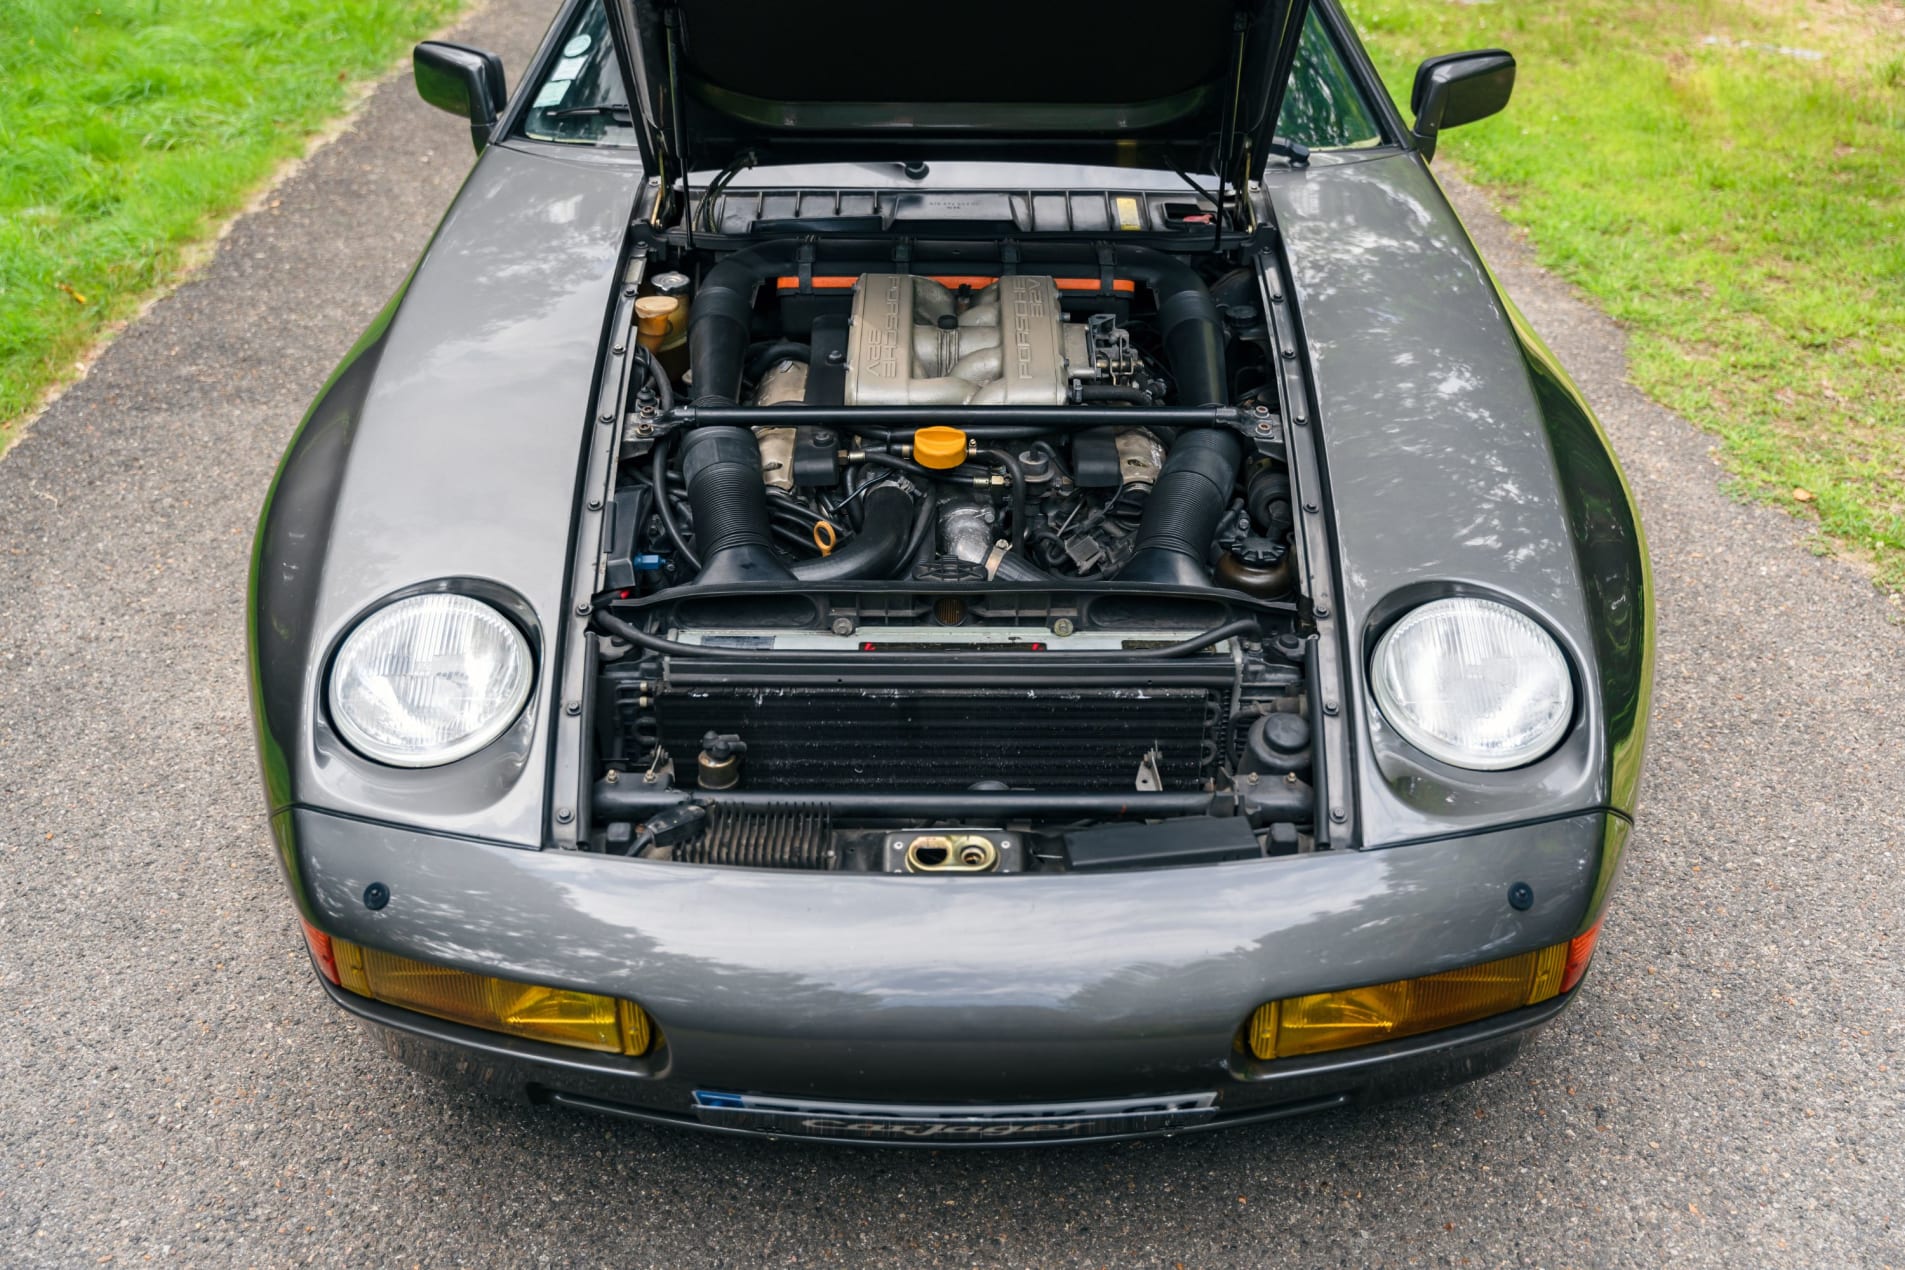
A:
521,1,1382,157
1275,9,1384,150
517,0,639,148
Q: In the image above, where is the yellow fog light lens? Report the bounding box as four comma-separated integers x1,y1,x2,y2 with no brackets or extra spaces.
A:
332,938,654,1056
1246,943,1569,1060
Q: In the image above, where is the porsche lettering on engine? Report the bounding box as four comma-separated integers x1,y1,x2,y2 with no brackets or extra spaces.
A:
843,274,1090,406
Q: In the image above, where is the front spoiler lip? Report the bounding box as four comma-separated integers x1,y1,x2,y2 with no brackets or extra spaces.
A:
545,1088,1355,1147
314,970,1573,1146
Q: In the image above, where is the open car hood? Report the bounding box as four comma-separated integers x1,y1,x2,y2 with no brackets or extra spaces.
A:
609,0,1310,178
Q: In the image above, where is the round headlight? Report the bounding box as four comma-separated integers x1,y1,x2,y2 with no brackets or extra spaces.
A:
327,594,533,767
1370,597,1572,771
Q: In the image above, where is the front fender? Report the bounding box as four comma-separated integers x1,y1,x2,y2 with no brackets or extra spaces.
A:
248,143,641,847
1265,151,1652,850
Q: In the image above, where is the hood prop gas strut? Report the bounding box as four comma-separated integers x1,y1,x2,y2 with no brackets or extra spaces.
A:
1211,12,1250,250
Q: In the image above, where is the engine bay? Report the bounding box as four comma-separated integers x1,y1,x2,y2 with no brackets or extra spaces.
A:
582,236,1326,872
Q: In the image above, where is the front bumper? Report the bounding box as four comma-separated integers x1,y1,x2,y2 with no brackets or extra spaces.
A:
281,807,1613,1143
333,973,1569,1144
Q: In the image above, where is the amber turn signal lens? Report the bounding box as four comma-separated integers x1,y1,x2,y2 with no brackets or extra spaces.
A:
324,937,654,1056
1247,938,1586,1061
1561,919,1602,993
299,919,341,985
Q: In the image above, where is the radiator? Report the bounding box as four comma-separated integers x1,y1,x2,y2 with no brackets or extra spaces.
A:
627,685,1221,791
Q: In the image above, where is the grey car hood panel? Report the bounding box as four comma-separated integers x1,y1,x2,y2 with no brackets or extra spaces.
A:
252,145,639,845
1266,154,1609,845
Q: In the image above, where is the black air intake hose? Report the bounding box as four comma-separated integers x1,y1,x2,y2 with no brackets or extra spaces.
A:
1118,429,1243,586
678,426,793,583
1080,246,1228,409
688,241,806,407
682,242,806,583
789,483,916,581
1011,242,1226,408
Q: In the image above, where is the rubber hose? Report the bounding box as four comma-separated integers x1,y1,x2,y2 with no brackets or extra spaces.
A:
898,488,938,574
687,241,806,406
789,484,917,581
978,448,1028,552
650,434,700,571
636,344,674,413
1118,429,1243,586
1073,385,1154,406
860,450,938,481
744,340,810,386
771,522,819,554
678,426,793,583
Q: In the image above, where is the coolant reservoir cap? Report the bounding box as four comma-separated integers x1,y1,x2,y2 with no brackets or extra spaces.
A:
913,426,968,470
634,295,681,324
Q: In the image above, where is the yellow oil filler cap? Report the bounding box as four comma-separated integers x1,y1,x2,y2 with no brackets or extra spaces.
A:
913,426,968,470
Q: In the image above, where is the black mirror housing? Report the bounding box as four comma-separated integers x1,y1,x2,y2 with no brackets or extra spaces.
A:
414,41,507,153
1409,50,1515,162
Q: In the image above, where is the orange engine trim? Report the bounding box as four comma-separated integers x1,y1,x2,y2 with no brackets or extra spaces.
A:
775,275,1136,294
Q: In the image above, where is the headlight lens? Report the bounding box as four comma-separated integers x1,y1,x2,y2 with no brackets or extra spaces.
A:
327,593,532,767
1370,597,1572,770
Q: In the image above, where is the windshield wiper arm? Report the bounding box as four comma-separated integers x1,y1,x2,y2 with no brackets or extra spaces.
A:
542,104,634,120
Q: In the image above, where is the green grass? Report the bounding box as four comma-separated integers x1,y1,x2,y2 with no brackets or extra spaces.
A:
0,0,462,450
1344,0,1905,587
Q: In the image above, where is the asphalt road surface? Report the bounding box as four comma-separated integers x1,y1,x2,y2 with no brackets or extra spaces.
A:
3,2,1901,1265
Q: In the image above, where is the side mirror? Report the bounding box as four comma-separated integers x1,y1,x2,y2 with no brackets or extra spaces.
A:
414,41,507,153
1409,50,1515,162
